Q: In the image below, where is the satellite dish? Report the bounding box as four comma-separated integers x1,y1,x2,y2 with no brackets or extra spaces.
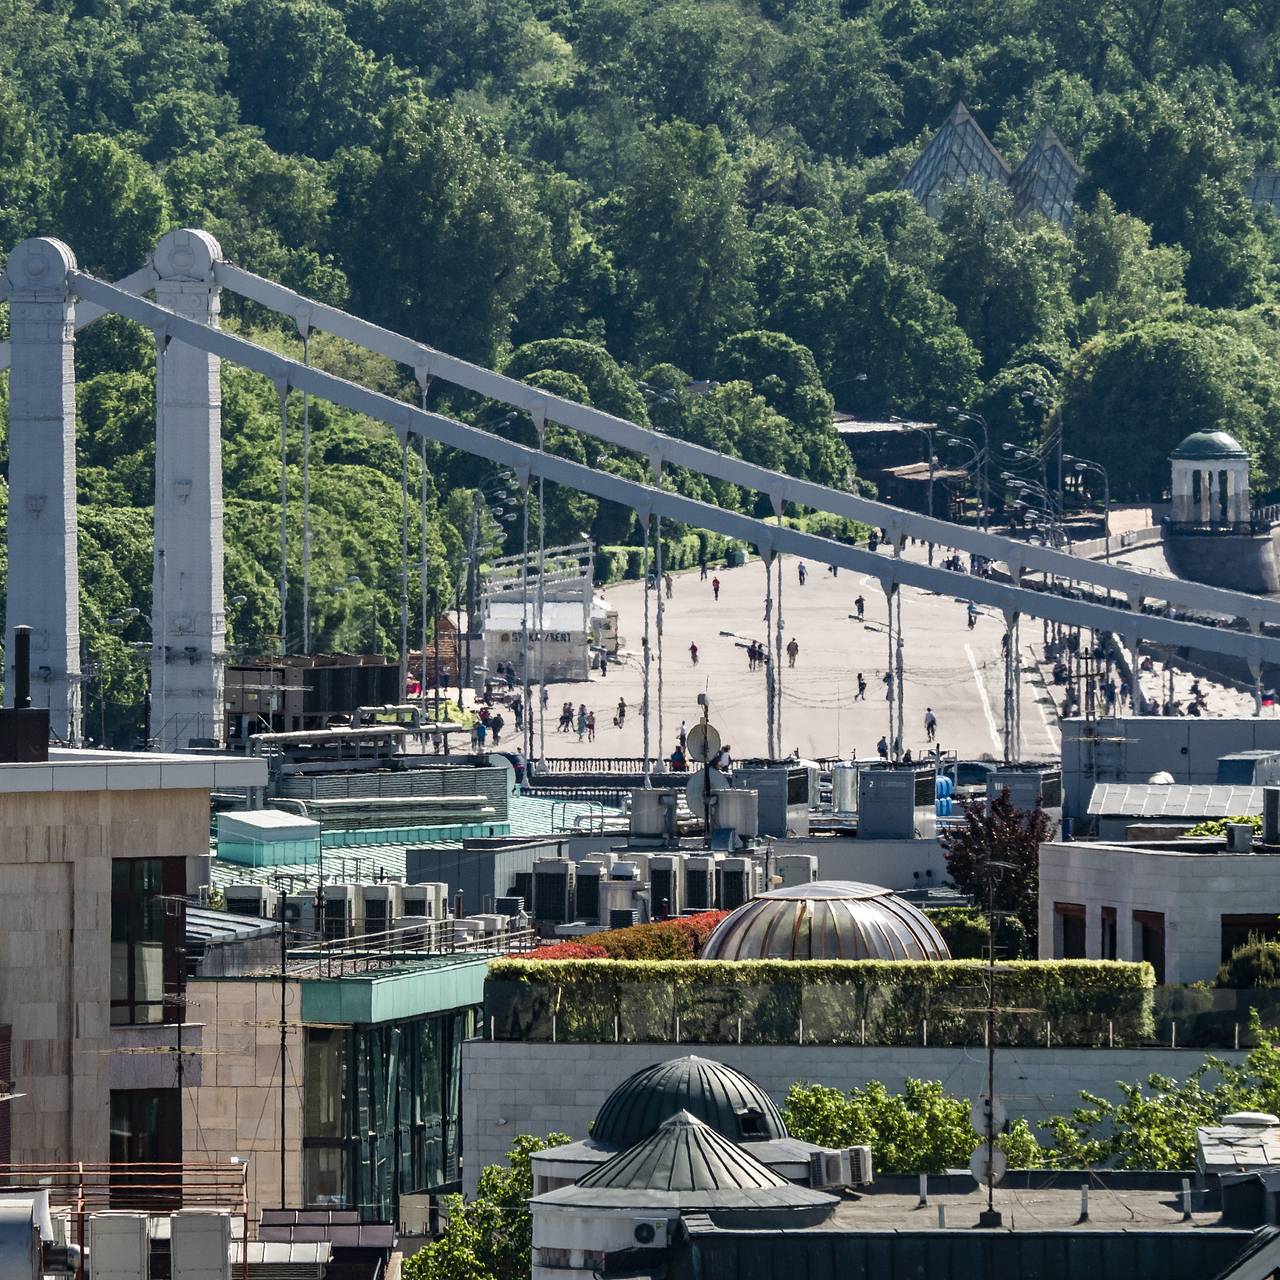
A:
686,766,729,819
969,1143,1007,1188
970,1094,1007,1134
685,722,722,764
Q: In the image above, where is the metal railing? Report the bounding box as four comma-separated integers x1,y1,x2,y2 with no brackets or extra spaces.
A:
284,922,540,978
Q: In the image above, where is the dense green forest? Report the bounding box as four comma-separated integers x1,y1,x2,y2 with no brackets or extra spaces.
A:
1,0,1280,738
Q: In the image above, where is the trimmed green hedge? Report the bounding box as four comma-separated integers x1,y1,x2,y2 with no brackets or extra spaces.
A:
594,532,748,584
484,958,1155,1048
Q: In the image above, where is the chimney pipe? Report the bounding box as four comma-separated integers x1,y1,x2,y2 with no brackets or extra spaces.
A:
13,625,31,709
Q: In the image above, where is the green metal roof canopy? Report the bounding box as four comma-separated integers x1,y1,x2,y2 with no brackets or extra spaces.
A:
1170,431,1250,461
591,1056,788,1150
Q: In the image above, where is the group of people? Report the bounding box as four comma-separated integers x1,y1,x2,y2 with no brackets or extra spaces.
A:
556,701,597,741
471,705,506,748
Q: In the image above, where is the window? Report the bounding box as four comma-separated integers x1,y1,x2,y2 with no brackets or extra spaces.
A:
1054,902,1086,959
1221,915,1280,965
1100,907,1117,961
1133,910,1166,984
111,859,186,1026
109,1088,181,1207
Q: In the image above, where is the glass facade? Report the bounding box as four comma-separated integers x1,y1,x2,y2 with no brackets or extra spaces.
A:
110,858,186,1026
303,1008,473,1221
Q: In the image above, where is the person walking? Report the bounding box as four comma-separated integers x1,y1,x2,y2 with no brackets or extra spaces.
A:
883,671,893,700
664,572,673,599
876,734,888,760
854,595,865,621
541,685,550,710
855,673,867,701
587,710,596,742
577,704,588,742
678,720,687,750
490,711,504,745
616,696,627,729
599,651,608,678
512,696,523,731
798,562,807,586
711,575,721,601
924,707,937,743
475,719,488,749
786,637,799,668
699,556,708,581
689,641,699,665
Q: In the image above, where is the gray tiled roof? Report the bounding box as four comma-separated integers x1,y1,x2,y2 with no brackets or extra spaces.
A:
1087,783,1262,819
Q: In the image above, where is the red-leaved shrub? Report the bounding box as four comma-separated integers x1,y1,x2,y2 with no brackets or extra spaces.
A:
524,911,728,961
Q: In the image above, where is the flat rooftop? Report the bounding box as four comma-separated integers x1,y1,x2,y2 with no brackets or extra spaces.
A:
0,747,266,793
831,1180,1210,1232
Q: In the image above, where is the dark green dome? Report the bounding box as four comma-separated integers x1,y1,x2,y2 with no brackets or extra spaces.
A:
591,1056,787,1149
1170,431,1249,462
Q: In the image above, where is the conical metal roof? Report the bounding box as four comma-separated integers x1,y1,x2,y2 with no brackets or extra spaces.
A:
581,1111,791,1193
592,1055,787,1149
699,880,951,961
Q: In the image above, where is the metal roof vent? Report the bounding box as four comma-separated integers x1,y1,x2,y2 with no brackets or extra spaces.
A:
1222,1113,1280,1127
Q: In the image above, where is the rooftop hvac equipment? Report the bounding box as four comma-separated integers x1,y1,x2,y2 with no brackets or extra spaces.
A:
988,766,1062,811
575,861,606,924
1265,787,1280,846
88,1212,150,1280
720,857,757,910
533,859,576,926
513,871,534,913
1218,751,1280,787
858,765,936,839
631,1218,670,1248
582,851,617,871
284,894,318,939
618,853,651,884
649,854,685,918
171,1212,231,1280
713,790,759,840
495,895,524,916
610,862,639,881
361,883,403,936
609,908,639,929
1227,823,1256,854
832,764,858,815
684,855,721,912
317,884,364,942
389,914,435,948
732,765,811,836
224,884,279,920
600,876,647,924
808,1147,873,1189
630,789,678,838
0,1201,40,1280
401,882,447,919
778,853,817,888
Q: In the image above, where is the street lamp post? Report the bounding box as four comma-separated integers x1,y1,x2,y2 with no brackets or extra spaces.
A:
1066,455,1111,562
891,417,935,555
946,407,990,530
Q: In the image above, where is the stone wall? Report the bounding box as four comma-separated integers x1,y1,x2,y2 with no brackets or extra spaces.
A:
1164,528,1280,594
0,786,210,1164
184,978,304,1225
460,1040,1247,1195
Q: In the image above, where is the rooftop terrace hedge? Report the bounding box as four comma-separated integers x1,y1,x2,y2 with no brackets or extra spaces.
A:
484,959,1155,1048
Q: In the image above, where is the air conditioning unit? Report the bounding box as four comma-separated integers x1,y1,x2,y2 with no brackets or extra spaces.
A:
224,884,278,920
620,853,651,885
318,884,364,941
170,1211,231,1280
609,909,639,928
495,895,524,916
361,883,403,937
649,855,684,918
600,876,645,924
403,882,447,919
684,855,720,912
630,1218,669,1248
533,859,576,925
808,1146,874,1189
88,1213,150,1280
390,914,433,949
284,894,318,939
575,861,606,924
778,853,817,887
582,851,617,872
719,857,756,910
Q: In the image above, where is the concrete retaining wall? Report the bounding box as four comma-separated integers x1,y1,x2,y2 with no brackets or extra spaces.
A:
460,1039,1247,1194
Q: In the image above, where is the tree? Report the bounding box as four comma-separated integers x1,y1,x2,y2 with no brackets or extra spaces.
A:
602,122,755,372
402,1132,569,1280
1059,320,1280,498
1079,85,1267,308
939,790,1053,950
331,96,548,365
936,182,1073,376
0,85,48,249
54,134,169,277
1071,193,1186,338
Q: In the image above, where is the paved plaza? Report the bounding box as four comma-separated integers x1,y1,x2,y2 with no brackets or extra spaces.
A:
519,549,1062,764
